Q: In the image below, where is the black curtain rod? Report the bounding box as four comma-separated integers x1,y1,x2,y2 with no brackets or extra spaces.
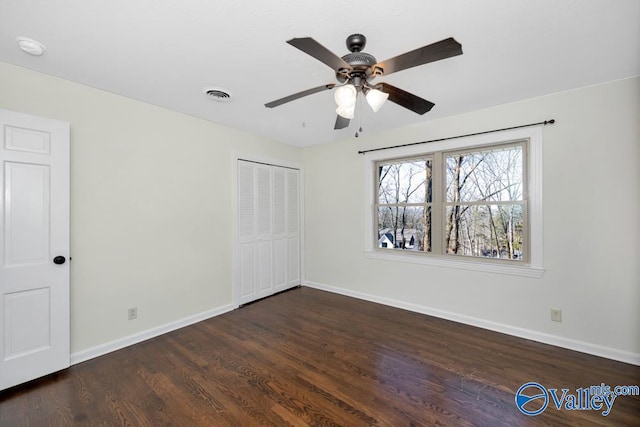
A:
357,119,556,155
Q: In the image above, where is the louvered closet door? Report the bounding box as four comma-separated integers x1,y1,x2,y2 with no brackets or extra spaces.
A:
255,164,272,298
272,167,287,291
237,161,257,301
237,160,300,305
286,169,300,287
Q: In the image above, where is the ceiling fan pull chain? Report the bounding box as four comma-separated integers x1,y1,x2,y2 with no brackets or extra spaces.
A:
355,94,361,137
356,93,365,137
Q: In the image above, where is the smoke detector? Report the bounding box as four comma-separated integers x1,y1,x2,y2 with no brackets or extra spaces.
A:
203,87,232,102
16,37,46,56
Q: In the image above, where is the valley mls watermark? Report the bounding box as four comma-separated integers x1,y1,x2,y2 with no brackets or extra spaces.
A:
515,382,640,417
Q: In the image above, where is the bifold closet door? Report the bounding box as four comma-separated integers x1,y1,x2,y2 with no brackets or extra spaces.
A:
237,160,300,304
286,168,300,288
272,167,287,291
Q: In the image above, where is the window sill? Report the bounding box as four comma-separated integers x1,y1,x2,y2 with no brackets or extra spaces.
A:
364,250,544,278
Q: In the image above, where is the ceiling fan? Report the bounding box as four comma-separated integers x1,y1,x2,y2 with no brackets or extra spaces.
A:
265,33,463,130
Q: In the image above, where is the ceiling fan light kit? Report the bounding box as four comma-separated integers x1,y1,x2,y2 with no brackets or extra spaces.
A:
365,88,389,113
334,84,357,109
336,104,355,120
265,33,463,131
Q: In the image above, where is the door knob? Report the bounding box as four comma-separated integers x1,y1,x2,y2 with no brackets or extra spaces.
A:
53,256,66,265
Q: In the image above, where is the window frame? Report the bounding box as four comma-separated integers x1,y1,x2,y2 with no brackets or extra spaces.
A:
441,141,528,262
375,155,434,252
364,126,544,278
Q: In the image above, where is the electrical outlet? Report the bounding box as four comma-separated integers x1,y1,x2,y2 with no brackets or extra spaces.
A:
550,309,562,322
128,307,137,320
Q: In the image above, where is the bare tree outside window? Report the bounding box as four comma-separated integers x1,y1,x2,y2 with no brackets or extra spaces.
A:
445,145,524,260
377,158,432,252
375,142,526,262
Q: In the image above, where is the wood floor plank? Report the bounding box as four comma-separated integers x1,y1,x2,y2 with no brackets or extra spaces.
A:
1,287,638,426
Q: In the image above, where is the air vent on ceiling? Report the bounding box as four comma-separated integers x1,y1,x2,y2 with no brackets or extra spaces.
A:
203,87,232,102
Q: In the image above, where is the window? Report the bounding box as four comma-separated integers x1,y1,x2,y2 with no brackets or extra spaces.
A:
365,127,543,277
443,144,526,260
377,157,433,252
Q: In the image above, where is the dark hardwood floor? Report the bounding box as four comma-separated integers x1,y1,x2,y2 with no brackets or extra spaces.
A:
1,287,639,426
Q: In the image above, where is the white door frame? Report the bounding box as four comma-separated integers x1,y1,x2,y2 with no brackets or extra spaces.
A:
231,153,304,307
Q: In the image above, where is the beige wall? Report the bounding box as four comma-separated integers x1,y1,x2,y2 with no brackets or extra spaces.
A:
3,60,638,363
304,76,640,362
0,61,303,353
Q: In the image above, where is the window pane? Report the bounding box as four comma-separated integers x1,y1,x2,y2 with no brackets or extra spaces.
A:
378,159,432,204
446,145,523,203
445,204,524,260
377,205,431,252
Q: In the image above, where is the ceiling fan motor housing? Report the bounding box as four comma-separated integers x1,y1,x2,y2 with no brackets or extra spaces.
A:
337,52,379,84
337,34,383,83
342,51,377,68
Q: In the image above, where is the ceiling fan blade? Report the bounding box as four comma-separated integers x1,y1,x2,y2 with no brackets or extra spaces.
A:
287,37,352,71
334,115,350,130
375,37,462,76
375,83,435,115
265,84,335,108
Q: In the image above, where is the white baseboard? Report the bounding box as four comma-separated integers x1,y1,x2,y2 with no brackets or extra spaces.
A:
304,281,640,366
70,303,236,365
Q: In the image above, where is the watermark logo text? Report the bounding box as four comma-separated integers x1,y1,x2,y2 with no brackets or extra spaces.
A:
515,382,639,417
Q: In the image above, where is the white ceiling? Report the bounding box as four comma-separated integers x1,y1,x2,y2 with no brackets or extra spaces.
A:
1,0,638,147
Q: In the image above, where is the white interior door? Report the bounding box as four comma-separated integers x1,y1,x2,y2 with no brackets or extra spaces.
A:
286,169,300,288
0,109,70,391
237,160,300,305
237,161,257,301
255,164,273,296
272,168,287,291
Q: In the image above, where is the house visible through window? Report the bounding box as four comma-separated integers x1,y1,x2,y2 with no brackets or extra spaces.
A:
375,142,527,262
377,157,433,252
